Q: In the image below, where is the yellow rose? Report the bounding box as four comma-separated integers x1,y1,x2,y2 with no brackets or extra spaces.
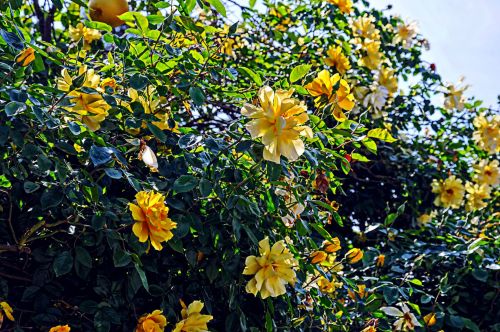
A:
173,300,213,332
49,325,71,332
135,310,167,332
129,191,177,251
345,248,363,264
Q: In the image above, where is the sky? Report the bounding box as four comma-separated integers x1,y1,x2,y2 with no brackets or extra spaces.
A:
369,0,500,107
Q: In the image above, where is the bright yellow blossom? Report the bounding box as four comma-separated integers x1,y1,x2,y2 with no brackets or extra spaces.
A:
473,115,500,154
241,86,313,164
69,23,102,50
417,212,435,227
348,284,368,300
0,301,14,326
361,326,377,332
305,70,355,121
351,14,380,40
243,237,298,299
49,325,71,332
345,248,363,264
465,182,491,212
173,300,213,332
136,310,167,332
328,0,353,14
16,47,36,67
310,250,328,264
474,159,499,187
323,237,341,253
317,276,343,293
424,313,437,327
129,191,177,251
57,66,110,131
358,39,383,70
431,175,465,209
324,46,351,74
376,254,385,267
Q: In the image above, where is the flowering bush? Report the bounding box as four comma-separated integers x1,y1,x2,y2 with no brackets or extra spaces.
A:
0,0,498,331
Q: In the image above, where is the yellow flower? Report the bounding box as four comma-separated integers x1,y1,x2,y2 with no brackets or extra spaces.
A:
243,237,298,299
443,78,468,111
101,77,117,92
129,191,177,251
323,237,341,253
324,46,351,74
417,212,435,227
69,23,102,50
351,14,380,40
173,300,213,332
377,67,398,95
0,301,14,324
327,0,353,14
358,39,383,70
361,326,377,332
465,182,491,212
345,248,363,264
49,325,71,332
431,175,465,209
393,20,418,49
376,254,385,267
348,284,368,300
241,86,313,164
310,250,328,264
381,303,421,331
16,47,36,67
317,276,343,293
424,313,437,327
474,159,499,187
136,310,167,332
305,70,355,121
473,115,500,154
57,66,110,131
127,86,161,115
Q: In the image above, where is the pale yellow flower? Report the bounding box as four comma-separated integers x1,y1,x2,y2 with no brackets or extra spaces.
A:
363,83,389,118
393,20,418,49
431,175,465,209
417,212,436,227
381,303,421,331
351,14,380,40
69,23,102,50
136,310,167,332
129,191,177,251
473,159,499,187
377,67,398,95
473,115,500,154
241,86,313,164
173,301,213,332
57,66,110,131
328,0,353,14
324,46,351,74
323,237,341,253
358,39,383,70
443,78,468,111
243,237,298,299
465,182,491,212
305,70,355,121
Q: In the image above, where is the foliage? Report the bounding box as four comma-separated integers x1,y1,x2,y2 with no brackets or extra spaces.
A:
0,0,498,331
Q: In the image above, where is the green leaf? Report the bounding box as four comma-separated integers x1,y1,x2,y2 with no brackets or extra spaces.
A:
53,251,73,277
189,87,205,106
119,12,149,32
4,101,26,116
199,178,213,197
75,247,92,268
41,189,64,210
289,64,312,83
351,152,370,162
85,21,112,32
134,264,150,292
147,123,167,142
129,73,148,90
237,67,263,86
113,249,132,267
207,0,227,17
173,175,198,193
367,128,397,143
